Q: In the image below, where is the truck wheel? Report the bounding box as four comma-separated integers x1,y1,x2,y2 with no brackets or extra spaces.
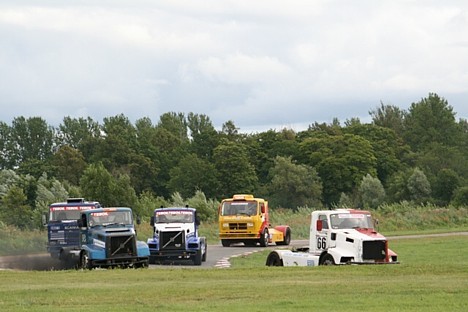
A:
202,241,207,262
259,229,269,247
221,239,230,247
266,252,283,266
79,252,92,270
193,249,202,265
320,253,335,265
276,228,291,246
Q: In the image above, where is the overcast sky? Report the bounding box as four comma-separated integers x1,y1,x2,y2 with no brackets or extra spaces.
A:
1,1,467,133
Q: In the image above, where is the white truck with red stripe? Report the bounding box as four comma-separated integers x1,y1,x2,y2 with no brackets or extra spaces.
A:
266,209,398,266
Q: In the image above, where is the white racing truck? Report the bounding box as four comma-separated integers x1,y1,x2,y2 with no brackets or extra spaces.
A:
147,207,207,265
266,209,398,266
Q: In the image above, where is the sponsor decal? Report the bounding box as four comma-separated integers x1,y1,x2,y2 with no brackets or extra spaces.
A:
93,238,106,248
156,211,193,215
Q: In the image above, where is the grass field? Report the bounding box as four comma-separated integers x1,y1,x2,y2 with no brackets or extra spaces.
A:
1,234,467,311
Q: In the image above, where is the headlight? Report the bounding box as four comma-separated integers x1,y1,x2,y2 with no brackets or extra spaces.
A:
223,223,229,228
247,222,254,227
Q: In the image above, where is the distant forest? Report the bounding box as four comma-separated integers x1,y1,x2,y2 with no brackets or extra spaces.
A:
1,92,468,228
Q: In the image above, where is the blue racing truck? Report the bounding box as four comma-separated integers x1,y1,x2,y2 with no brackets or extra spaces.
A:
44,198,101,265
78,207,150,269
147,207,207,265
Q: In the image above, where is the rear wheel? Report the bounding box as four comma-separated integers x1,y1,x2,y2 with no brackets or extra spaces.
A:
221,239,230,247
201,238,207,262
266,252,283,266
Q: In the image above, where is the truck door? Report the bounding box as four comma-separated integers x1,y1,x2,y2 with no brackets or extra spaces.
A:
315,214,329,253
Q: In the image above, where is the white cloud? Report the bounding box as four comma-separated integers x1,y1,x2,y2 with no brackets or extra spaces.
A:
0,0,467,129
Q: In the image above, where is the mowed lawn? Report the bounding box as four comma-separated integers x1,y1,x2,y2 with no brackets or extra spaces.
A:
0,235,467,312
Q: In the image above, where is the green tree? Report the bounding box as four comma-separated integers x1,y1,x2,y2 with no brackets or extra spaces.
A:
187,113,220,161
267,156,322,209
432,168,460,206
0,122,13,169
168,153,219,199
95,114,137,169
344,123,407,185
369,102,406,137
9,117,55,177
186,190,218,222
0,186,32,229
404,93,460,151
407,168,431,204
51,145,87,185
57,116,101,151
451,186,468,207
213,141,258,198
80,163,116,206
358,174,386,209
300,133,377,205
220,120,241,142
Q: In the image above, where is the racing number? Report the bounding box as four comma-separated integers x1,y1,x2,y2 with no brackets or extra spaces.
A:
317,236,327,250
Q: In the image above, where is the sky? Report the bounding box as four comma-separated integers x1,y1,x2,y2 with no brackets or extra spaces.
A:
1,0,467,133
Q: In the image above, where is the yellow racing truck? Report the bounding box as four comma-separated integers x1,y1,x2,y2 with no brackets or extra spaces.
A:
218,194,291,247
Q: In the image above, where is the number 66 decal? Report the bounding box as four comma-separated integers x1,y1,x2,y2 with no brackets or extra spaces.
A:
317,237,327,249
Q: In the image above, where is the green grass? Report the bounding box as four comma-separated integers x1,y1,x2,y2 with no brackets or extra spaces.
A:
1,235,467,311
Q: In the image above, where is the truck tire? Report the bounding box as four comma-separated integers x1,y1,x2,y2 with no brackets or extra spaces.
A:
276,228,291,246
266,252,283,266
193,249,202,265
320,253,335,265
259,229,269,247
201,239,207,262
79,252,92,270
221,239,230,247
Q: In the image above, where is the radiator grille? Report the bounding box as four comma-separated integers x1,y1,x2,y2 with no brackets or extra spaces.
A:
362,240,386,260
229,223,247,230
160,231,185,250
107,235,136,258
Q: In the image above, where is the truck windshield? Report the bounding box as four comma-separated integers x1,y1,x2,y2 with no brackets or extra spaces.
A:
221,201,258,216
155,210,193,223
330,213,374,229
89,211,132,227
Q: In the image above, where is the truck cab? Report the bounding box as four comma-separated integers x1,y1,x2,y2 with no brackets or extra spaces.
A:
44,198,101,264
218,194,291,247
147,207,207,265
266,209,398,266
78,207,150,269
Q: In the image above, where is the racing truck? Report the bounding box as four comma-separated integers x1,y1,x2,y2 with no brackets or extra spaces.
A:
78,207,150,269
266,208,398,266
147,207,207,265
218,194,291,247
43,198,101,265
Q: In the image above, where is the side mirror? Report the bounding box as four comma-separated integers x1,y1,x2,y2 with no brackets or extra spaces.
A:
260,204,265,214
316,220,323,232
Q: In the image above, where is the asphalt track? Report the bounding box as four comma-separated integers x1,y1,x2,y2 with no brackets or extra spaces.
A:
1,232,466,271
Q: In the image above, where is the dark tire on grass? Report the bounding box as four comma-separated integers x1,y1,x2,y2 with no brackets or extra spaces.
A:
265,252,284,266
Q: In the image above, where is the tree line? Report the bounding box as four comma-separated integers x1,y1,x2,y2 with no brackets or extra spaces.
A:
1,93,468,229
